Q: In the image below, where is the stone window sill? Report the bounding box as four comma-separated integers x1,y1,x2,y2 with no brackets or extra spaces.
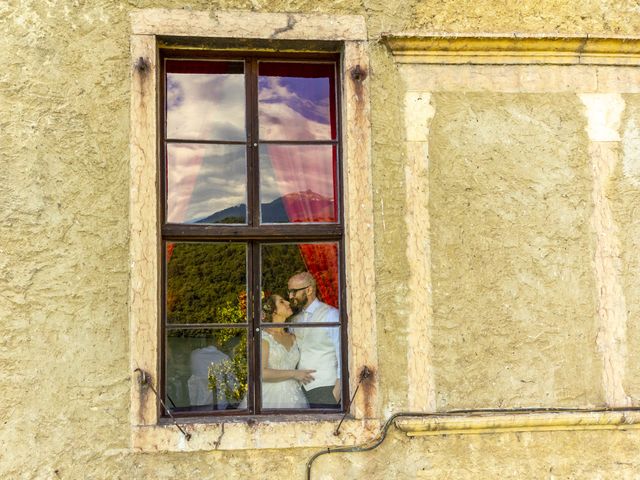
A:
132,416,380,452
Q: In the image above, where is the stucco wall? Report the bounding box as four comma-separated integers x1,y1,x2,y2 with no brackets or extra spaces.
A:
429,92,601,409
2,0,640,478
618,94,640,403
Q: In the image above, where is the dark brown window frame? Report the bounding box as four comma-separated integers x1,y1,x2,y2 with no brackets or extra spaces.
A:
159,48,349,417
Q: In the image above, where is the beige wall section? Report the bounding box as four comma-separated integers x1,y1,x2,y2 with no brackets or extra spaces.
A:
398,53,640,412
368,42,413,415
428,91,599,408
580,94,631,407
342,40,380,419
404,92,436,411
308,428,640,479
129,33,160,427
401,64,640,94
617,95,640,403
131,9,366,40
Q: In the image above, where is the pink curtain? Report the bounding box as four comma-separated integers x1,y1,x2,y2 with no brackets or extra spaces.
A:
166,60,340,308
260,62,339,308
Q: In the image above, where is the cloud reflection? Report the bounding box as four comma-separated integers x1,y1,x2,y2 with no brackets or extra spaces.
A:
258,75,332,141
166,62,339,224
260,145,335,203
167,73,245,141
167,144,246,223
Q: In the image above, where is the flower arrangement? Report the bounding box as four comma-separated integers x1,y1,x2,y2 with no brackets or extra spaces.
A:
207,351,248,404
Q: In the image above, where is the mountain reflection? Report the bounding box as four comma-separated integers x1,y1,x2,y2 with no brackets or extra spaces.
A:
195,190,335,224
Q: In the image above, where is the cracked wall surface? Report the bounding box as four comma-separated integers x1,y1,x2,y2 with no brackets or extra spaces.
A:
3,0,640,478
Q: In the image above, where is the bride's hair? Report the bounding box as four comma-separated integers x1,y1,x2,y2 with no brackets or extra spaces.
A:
262,295,278,323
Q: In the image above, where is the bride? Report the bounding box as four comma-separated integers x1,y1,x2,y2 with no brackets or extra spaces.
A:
261,294,315,409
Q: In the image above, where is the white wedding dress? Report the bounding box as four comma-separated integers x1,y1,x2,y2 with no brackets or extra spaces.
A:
262,332,309,409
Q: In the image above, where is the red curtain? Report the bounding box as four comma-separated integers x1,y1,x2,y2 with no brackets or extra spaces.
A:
266,146,339,308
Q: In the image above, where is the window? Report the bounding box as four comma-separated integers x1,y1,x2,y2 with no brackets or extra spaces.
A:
160,51,347,416
130,10,375,451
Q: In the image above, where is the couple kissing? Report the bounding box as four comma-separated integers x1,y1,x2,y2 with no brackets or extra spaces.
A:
261,271,341,409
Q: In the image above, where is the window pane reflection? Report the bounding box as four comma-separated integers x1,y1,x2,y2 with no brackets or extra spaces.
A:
258,62,336,141
166,328,248,412
166,143,246,224
260,144,337,223
166,242,247,324
260,246,341,409
260,326,341,410
261,242,339,312
166,60,245,141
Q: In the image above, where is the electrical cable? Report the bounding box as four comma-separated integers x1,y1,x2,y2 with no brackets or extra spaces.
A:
306,405,640,480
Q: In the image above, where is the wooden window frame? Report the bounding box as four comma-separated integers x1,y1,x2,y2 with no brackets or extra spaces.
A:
159,50,349,417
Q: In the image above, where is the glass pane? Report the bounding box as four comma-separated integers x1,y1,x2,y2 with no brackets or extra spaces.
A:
260,326,341,409
166,143,246,224
258,62,336,141
166,328,248,413
166,60,245,141
166,242,247,324
261,242,340,313
259,145,337,223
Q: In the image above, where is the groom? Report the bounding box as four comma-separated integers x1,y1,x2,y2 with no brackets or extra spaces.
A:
287,271,341,408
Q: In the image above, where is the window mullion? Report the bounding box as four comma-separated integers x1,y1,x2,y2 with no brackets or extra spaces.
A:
249,241,261,413
247,57,260,228
247,57,261,413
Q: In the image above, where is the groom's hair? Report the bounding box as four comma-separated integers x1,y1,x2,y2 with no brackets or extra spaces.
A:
291,271,316,291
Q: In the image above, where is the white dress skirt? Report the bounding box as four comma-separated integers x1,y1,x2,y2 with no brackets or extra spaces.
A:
261,332,309,409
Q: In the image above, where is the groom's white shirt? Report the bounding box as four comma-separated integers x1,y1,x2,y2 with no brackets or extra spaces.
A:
293,298,340,391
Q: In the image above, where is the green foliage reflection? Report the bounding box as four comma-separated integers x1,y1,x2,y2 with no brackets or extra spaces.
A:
165,242,306,408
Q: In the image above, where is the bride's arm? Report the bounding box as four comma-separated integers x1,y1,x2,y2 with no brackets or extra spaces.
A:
261,339,315,383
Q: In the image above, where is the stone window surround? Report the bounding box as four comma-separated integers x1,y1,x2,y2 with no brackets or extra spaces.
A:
129,10,378,452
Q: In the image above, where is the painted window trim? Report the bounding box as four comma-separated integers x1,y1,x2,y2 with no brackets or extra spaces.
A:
129,9,377,452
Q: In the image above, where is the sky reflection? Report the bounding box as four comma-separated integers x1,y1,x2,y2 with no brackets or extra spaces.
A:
167,144,246,223
258,62,335,141
167,61,245,141
165,60,338,224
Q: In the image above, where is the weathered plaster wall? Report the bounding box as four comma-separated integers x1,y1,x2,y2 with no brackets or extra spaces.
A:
428,93,600,409
617,95,640,402
408,0,640,35
3,0,640,478
368,42,413,415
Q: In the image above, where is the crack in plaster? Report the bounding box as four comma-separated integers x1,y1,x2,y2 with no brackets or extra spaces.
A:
271,14,297,38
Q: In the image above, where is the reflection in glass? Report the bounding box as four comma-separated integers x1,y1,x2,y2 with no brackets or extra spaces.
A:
261,242,339,311
166,242,247,324
166,143,246,224
282,325,340,409
261,244,306,299
166,60,245,141
258,62,336,141
260,313,310,409
165,328,248,412
259,145,337,223
259,248,341,409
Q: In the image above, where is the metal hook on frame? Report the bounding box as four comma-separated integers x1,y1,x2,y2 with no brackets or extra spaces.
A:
133,368,192,442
